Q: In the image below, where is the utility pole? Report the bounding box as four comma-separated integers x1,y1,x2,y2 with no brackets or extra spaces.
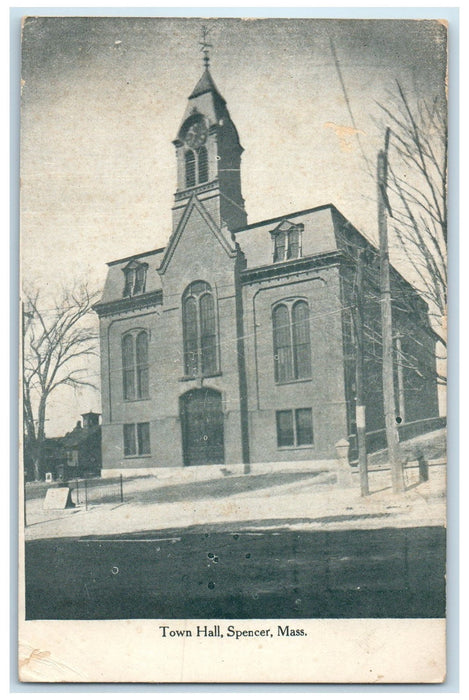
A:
395,333,406,424
378,128,404,494
354,249,369,497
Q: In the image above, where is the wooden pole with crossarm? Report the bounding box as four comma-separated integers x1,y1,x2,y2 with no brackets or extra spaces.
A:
378,128,405,494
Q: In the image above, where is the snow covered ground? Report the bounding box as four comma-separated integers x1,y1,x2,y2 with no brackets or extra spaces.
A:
24,462,446,541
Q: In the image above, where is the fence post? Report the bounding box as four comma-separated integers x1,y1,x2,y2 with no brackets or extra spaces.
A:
84,479,88,511
76,478,79,505
120,474,123,504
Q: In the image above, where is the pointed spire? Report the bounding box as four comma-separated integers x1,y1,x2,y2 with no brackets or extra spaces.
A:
189,68,225,102
189,25,225,104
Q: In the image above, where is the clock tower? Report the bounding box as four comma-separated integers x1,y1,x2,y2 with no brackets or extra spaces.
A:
172,62,247,233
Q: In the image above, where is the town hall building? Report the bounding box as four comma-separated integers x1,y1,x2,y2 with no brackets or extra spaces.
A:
94,59,439,477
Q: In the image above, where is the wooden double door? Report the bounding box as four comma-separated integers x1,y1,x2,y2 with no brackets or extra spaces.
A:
180,388,225,466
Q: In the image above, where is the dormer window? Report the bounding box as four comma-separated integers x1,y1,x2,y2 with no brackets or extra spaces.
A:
123,261,148,298
271,220,304,263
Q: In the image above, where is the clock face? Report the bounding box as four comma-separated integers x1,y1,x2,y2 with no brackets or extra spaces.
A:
185,121,208,149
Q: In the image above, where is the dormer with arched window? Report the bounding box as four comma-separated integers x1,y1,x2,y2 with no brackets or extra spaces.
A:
270,220,304,263
122,260,148,298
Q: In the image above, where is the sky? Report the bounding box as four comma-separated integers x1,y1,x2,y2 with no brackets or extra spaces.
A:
20,17,447,435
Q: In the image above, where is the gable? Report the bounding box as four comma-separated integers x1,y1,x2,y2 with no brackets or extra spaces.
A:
159,195,237,276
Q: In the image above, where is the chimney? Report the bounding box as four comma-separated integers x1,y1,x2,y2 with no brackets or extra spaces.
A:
81,411,101,429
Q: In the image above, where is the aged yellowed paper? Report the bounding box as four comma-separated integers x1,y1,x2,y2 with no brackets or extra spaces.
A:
20,17,447,683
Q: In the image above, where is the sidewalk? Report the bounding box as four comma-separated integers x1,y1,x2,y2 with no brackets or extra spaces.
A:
24,463,446,541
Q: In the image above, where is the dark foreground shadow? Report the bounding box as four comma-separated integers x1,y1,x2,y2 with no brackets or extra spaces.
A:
25,525,445,620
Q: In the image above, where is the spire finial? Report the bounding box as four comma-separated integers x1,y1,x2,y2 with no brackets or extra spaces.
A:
199,25,212,69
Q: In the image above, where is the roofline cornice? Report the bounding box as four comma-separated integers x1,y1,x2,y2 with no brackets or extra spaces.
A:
240,250,343,283
93,290,163,318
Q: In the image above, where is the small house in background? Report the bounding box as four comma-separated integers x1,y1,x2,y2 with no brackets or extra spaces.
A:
57,411,102,480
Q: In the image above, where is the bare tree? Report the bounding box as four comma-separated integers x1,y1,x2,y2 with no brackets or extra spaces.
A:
378,83,447,367
22,283,100,480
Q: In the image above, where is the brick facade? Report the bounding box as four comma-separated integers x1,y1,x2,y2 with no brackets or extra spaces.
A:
94,66,439,477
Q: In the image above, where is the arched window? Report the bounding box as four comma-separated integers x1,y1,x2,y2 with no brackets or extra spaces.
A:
292,300,312,379
136,331,149,398
183,296,198,377
122,261,148,297
273,304,293,382
272,300,311,382
122,330,149,400
271,220,304,263
122,334,135,400
182,281,218,377
134,266,146,295
288,227,300,259
185,150,196,188
198,146,208,183
273,232,286,263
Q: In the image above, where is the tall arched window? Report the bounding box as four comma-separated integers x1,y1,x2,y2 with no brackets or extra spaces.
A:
185,150,196,188
136,331,149,399
273,300,311,382
122,334,135,399
292,300,312,379
182,281,218,377
122,330,149,400
198,146,208,183
183,296,198,376
273,304,293,382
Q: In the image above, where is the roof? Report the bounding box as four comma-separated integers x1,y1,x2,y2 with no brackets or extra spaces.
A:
189,68,226,102
97,247,165,307
233,203,336,233
62,425,101,449
106,247,166,267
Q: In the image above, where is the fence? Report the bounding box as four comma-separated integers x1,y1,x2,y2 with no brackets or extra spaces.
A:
67,474,124,509
349,415,447,461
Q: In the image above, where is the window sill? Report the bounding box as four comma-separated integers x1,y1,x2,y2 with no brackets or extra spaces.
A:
122,292,147,299
123,397,151,403
272,256,302,264
124,454,152,459
275,377,312,386
277,444,314,451
179,372,222,382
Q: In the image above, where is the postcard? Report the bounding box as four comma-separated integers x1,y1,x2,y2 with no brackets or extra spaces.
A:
19,16,447,683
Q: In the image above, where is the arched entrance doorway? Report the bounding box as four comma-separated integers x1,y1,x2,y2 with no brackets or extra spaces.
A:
180,388,225,466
